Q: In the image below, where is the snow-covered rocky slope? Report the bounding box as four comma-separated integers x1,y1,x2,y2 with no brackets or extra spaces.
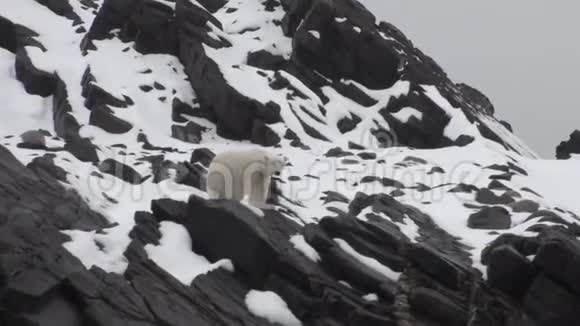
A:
1,0,579,325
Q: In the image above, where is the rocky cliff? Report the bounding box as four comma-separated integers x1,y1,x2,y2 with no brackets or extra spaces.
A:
1,0,579,325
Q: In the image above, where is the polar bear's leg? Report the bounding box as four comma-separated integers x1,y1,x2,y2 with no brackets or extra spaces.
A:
247,171,269,208
206,170,226,199
207,162,235,200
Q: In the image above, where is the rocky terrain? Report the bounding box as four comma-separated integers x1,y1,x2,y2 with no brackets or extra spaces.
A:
1,0,579,325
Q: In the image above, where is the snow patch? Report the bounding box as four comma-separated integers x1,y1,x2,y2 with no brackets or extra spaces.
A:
145,221,234,285
290,234,321,262
334,238,401,281
245,290,302,326
392,107,423,122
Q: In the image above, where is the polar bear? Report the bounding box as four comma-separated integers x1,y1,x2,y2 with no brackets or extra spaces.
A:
206,149,287,208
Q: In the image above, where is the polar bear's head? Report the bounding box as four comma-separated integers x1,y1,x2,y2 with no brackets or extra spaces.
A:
265,153,288,176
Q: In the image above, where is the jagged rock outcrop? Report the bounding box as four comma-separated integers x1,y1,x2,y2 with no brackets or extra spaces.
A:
556,130,580,159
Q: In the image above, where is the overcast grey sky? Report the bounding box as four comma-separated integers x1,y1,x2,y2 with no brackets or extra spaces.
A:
360,0,580,158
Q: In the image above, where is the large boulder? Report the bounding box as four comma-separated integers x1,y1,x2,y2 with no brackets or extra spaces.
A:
486,245,536,299
18,130,48,150
556,130,580,159
467,206,511,230
171,122,207,144
89,105,134,134
534,229,580,295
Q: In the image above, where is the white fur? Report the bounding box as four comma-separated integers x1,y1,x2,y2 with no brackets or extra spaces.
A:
206,149,286,208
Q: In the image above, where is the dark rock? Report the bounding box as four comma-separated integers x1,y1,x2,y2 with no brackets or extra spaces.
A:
475,188,515,205
0,15,17,52
166,196,280,286
402,156,428,165
489,172,515,181
319,244,398,302
325,147,353,158
98,158,144,184
82,68,129,109
390,189,405,197
468,206,511,230
319,215,405,272
357,152,377,160
175,162,206,189
534,229,580,295
247,50,287,71
488,180,509,190
89,105,134,134
448,183,479,194
524,275,580,326
0,144,113,324
321,191,350,204
507,161,528,176
500,120,513,132
171,122,207,143
407,244,469,290
556,130,580,159
409,287,468,326
348,141,365,150
53,77,82,142
190,147,215,167
427,166,445,174
381,90,452,149
172,97,197,122
151,198,188,221
510,200,540,213
0,17,44,53
341,158,359,165
34,0,83,25
337,114,361,134
153,81,165,90
137,132,175,152
27,154,68,182
251,119,281,147
15,47,58,97
18,130,47,150
139,85,153,92
487,245,536,299
138,155,177,183
292,0,400,89
83,0,177,54
453,134,475,147
456,83,494,115
129,0,178,54
63,137,99,163
129,211,162,246
360,176,405,189
196,0,228,13
333,80,378,107
481,234,540,265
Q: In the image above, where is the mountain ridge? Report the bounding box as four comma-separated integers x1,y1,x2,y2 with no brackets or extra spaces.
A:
1,0,579,325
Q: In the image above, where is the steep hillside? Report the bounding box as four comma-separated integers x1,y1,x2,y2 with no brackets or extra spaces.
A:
1,0,579,325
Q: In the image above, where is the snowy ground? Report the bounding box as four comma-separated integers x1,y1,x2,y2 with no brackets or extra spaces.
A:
1,0,579,322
